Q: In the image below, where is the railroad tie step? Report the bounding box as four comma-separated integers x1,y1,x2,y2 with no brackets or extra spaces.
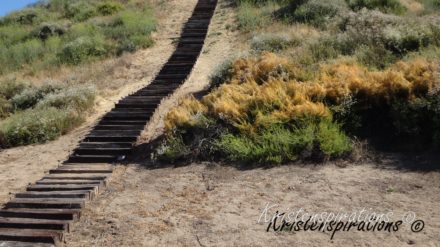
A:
67,154,119,163
0,228,63,246
5,198,86,210
0,217,71,232
0,209,81,221
14,191,91,200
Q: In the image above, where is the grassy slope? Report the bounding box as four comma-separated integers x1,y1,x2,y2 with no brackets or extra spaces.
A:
0,0,156,148
156,0,440,165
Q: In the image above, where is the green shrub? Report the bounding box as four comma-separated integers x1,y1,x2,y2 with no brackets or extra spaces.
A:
237,2,270,32
1,9,40,25
0,80,27,100
155,135,191,163
355,44,398,69
117,34,154,55
58,36,107,64
7,38,46,71
65,1,97,22
0,25,29,46
11,84,61,110
32,22,67,40
97,2,124,16
346,0,406,14
109,9,155,38
216,125,315,164
37,85,96,112
290,0,347,28
0,107,82,147
65,23,101,41
317,121,352,156
251,33,299,52
0,97,12,119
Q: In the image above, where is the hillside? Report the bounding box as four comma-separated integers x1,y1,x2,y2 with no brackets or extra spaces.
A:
0,0,156,149
157,0,440,165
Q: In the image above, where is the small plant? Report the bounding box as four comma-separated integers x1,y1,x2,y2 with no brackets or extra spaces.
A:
65,1,97,22
289,0,347,28
317,120,352,156
236,1,270,32
155,135,191,163
11,84,61,110
97,2,124,16
37,85,96,113
346,0,406,15
251,33,299,52
0,107,82,147
58,36,107,65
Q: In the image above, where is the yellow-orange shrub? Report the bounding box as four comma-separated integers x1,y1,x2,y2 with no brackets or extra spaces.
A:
165,53,439,134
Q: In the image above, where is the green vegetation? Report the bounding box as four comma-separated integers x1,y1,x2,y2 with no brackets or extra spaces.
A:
0,81,95,148
0,0,157,148
0,0,156,75
156,0,440,165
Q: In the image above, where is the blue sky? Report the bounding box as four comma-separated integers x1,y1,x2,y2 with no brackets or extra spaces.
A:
0,0,39,17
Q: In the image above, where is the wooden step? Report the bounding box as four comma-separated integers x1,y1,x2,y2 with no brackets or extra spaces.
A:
6,198,86,209
0,208,80,221
0,228,63,246
0,217,70,231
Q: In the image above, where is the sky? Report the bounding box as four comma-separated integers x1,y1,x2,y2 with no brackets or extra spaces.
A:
0,0,39,17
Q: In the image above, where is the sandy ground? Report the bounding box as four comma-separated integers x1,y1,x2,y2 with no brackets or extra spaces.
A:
0,0,197,206
64,159,440,247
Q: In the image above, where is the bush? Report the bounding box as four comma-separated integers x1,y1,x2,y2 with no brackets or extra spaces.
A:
65,1,97,22
354,44,398,69
317,121,352,156
251,33,299,52
0,80,27,100
341,9,438,56
155,135,191,163
97,2,124,16
108,9,155,38
0,107,82,147
216,124,315,164
1,9,40,25
117,34,154,55
0,97,12,119
11,84,61,110
58,36,107,64
37,85,96,112
289,0,347,28
0,25,29,46
32,22,67,40
346,0,406,14
237,2,270,32
7,38,46,71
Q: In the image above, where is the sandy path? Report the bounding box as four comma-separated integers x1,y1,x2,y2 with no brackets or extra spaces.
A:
64,161,440,247
0,0,197,206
